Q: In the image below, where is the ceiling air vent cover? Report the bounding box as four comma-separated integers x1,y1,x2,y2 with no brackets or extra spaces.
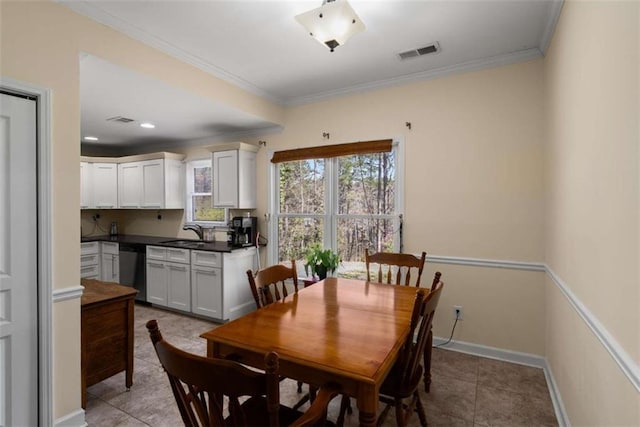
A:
107,116,135,123
398,42,440,60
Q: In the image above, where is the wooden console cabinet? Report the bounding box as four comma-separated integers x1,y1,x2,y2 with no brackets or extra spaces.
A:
81,279,137,408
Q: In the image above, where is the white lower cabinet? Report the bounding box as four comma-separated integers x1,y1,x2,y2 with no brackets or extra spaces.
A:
80,242,101,279
100,242,120,283
167,262,191,311
191,264,222,319
221,248,257,322
145,245,256,322
146,259,168,306
146,246,191,312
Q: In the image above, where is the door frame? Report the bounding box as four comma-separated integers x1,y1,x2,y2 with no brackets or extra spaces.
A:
1,77,53,426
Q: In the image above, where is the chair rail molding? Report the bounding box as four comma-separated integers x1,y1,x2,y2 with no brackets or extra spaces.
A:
426,253,640,393
53,285,84,303
545,266,640,393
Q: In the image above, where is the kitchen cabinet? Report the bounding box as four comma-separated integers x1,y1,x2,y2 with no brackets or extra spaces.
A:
191,251,222,319
80,162,91,209
92,163,118,208
81,242,101,279
212,147,256,209
118,158,184,209
145,246,191,311
100,242,119,283
221,248,257,321
190,248,256,322
118,162,142,208
80,161,118,209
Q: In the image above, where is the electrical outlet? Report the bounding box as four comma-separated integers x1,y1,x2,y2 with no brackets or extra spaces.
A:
453,305,463,320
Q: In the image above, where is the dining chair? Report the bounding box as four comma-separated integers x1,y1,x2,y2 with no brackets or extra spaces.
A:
246,262,310,403
247,260,299,309
337,282,444,427
146,319,340,427
424,271,442,392
365,249,427,286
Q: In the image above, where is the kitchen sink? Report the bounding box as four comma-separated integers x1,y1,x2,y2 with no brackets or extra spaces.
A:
159,239,207,248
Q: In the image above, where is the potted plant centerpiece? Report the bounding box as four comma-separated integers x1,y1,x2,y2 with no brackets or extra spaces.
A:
304,244,339,280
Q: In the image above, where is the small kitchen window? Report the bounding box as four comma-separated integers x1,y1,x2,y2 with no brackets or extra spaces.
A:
185,159,227,225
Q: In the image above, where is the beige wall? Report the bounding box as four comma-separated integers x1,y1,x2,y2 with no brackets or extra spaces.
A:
256,60,547,354
113,60,548,355
544,1,639,424
0,0,282,419
9,0,638,424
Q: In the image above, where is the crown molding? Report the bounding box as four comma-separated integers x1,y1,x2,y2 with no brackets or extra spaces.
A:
539,0,565,54
284,48,543,106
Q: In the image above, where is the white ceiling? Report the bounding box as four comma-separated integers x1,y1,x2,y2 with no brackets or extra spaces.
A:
65,0,562,152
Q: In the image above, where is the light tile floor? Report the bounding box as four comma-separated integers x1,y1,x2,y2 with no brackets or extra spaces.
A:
86,304,558,426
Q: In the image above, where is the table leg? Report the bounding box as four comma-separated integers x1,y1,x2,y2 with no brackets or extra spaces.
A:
207,340,220,358
126,299,134,389
356,385,378,427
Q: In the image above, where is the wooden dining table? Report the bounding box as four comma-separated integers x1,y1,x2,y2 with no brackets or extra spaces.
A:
200,277,421,427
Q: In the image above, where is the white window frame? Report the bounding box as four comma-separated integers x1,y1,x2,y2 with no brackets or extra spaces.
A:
185,158,228,226
267,137,404,266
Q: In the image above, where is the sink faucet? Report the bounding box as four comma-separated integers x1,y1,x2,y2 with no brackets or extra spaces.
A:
183,223,203,240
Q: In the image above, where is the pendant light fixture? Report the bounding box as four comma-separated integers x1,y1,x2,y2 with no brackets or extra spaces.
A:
295,0,365,52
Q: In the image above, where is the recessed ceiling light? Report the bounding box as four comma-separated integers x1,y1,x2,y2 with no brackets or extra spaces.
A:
83,136,99,141
140,122,156,129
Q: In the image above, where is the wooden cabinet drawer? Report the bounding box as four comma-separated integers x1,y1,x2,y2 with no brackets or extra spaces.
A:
191,250,221,268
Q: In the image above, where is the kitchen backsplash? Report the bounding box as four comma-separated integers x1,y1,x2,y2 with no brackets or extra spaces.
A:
81,209,230,242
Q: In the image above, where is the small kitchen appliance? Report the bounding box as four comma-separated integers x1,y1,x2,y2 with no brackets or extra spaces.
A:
229,216,257,247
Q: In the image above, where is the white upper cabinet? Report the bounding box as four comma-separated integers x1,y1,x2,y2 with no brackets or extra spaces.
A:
140,159,164,208
212,143,257,209
81,161,118,209
92,163,118,208
113,153,185,209
80,162,91,209
118,161,142,208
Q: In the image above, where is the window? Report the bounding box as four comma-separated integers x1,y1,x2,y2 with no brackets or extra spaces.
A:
185,159,227,224
269,140,403,278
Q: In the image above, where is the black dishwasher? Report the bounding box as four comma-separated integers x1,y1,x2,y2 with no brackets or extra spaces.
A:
119,243,146,302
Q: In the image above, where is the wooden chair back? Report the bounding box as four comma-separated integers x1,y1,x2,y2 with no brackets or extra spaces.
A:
247,261,299,309
396,282,444,392
146,319,282,427
365,249,427,286
430,271,442,291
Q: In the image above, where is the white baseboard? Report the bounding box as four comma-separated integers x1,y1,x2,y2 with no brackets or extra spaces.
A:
54,408,86,427
433,337,569,427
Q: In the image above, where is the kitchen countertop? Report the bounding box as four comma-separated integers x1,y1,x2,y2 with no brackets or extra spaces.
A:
81,234,243,252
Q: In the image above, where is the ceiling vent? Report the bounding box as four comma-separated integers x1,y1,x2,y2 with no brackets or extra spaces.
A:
107,116,135,123
398,42,440,60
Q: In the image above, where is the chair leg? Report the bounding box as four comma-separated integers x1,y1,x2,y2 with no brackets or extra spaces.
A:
394,398,405,427
423,328,433,392
337,395,350,427
297,380,303,393
415,393,427,427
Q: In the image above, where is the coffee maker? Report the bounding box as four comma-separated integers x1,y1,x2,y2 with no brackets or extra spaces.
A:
228,216,258,247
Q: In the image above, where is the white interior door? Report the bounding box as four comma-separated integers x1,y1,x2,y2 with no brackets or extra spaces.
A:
0,92,38,426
